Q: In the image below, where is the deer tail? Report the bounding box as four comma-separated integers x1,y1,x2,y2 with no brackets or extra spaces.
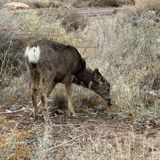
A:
25,46,41,64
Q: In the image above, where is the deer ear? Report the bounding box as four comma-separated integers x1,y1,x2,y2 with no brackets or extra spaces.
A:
93,68,103,82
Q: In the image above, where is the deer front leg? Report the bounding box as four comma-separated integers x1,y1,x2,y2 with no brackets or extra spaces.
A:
64,76,75,116
66,85,75,116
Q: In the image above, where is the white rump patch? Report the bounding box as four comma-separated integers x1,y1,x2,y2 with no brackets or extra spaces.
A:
25,46,41,63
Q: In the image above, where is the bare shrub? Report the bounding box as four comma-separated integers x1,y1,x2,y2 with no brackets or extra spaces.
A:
89,8,160,121
5,0,135,8
29,1,60,9
5,0,73,9
61,14,88,32
0,9,21,87
72,0,91,8
89,0,120,7
135,0,160,11
30,1,50,8
34,125,53,160
88,0,134,7
0,10,35,88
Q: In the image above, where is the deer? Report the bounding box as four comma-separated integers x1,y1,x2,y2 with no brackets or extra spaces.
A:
25,39,111,122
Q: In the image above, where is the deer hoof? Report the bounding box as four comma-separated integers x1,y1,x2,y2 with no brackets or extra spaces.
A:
67,111,76,117
71,112,76,117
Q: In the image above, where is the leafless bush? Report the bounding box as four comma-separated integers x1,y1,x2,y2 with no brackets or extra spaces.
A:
30,1,60,9
0,9,35,88
88,8,160,121
5,0,135,9
89,0,120,7
61,14,88,32
0,9,20,87
30,1,50,8
135,0,160,11
88,0,134,7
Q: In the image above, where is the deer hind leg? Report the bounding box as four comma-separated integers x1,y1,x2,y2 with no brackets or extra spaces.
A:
31,84,38,120
40,94,50,122
39,79,56,122
31,77,40,120
64,76,75,116
37,80,56,107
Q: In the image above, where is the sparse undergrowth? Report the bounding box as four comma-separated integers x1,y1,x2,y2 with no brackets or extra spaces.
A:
0,115,160,160
0,2,160,160
89,7,160,122
5,0,135,9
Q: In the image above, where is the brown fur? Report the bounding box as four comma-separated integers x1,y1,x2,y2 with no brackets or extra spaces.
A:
25,39,110,122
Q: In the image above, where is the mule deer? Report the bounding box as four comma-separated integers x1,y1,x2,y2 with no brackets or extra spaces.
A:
25,39,111,122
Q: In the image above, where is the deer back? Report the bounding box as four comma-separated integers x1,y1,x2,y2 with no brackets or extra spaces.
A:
25,39,85,83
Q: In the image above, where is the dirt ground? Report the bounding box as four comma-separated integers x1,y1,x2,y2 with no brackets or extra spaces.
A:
0,101,160,159
1,3,160,159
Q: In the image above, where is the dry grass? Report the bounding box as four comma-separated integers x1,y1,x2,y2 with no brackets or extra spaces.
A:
1,2,160,160
5,0,135,8
135,0,160,11
0,9,90,88
87,7,160,122
88,0,134,7
0,116,160,160
61,14,88,32
0,9,24,88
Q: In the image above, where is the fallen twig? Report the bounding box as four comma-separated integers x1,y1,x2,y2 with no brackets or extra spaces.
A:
46,133,86,151
0,107,30,114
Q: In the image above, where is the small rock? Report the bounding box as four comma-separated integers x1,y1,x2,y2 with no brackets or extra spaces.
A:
4,2,30,10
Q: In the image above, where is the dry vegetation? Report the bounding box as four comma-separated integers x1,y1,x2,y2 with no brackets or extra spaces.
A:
5,0,135,8
0,0,160,159
91,8,160,122
135,0,160,11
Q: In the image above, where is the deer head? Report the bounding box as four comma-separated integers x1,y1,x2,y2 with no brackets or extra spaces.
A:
73,68,111,105
90,69,111,104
